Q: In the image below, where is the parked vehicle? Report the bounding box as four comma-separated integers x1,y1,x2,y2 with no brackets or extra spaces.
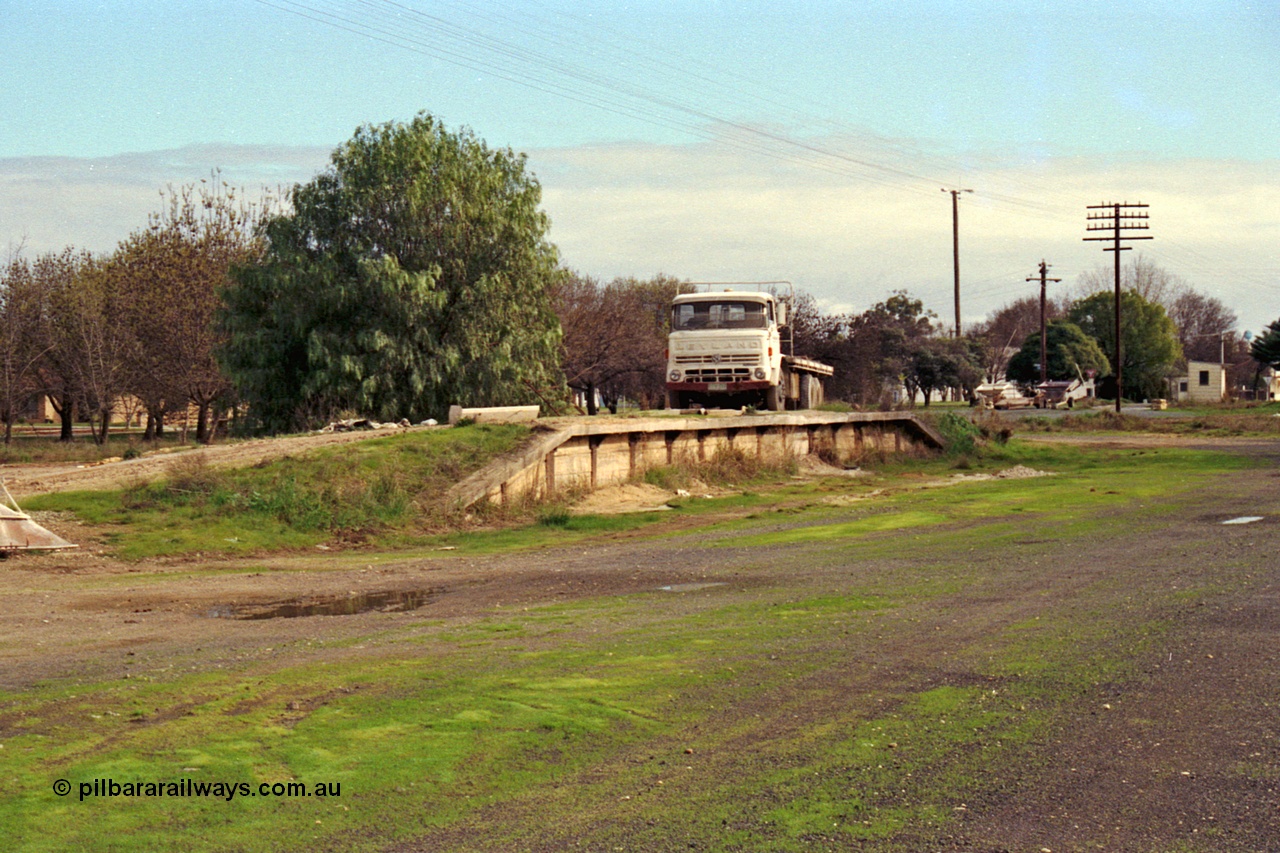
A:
975,381,1035,410
1034,378,1095,409
665,284,833,411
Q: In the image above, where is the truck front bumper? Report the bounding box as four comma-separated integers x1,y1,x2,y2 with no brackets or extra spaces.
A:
667,380,772,393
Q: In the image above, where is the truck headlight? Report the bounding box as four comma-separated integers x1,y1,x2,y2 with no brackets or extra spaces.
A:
753,368,766,380
669,370,682,382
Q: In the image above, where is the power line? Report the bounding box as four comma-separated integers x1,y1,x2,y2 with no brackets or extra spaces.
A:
251,1,1276,319
254,0,1069,214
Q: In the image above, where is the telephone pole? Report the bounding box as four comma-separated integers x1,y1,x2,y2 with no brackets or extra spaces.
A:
1026,260,1061,385
942,188,973,338
1084,202,1152,412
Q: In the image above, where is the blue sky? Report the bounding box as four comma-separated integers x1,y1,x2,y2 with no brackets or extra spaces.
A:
2,0,1278,328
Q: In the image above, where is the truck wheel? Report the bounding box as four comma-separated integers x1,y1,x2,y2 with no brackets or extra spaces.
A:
799,374,817,410
667,390,683,410
765,386,783,412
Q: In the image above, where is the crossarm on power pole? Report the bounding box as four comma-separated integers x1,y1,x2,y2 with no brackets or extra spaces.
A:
1084,202,1153,412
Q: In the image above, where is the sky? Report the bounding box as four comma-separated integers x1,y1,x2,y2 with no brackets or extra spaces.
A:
2,0,1278,332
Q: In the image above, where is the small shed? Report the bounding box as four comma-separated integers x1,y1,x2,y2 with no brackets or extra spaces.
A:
1173,360,1227,403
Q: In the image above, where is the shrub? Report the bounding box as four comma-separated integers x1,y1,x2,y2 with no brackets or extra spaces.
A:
536,507,571,527
934,412,983,457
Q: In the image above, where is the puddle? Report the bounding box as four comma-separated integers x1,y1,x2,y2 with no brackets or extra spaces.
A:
1222,516,1264,525
658,582,727,592
207,588,440,620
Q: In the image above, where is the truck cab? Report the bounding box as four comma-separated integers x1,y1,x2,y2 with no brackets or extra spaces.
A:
665,290,786,410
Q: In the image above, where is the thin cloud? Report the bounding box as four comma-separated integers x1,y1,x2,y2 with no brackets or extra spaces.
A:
4,139,1277,329
0,144,330,255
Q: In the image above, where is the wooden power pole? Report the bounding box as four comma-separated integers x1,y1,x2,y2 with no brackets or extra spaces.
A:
1085,202,1152,412
1026,260,1061,385
942,188,973,337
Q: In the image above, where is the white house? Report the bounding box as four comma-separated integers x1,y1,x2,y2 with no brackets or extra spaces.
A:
1173,360,1227,403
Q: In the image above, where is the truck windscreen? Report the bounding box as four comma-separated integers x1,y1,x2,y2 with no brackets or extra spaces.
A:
672,301,768,331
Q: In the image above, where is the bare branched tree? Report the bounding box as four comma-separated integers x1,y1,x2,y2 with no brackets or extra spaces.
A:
553,273,678,413
112,176,273,442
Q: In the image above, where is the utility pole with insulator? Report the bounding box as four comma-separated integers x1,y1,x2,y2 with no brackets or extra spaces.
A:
942,187,973,338
1026,260,1061,385
1084,202,1152,412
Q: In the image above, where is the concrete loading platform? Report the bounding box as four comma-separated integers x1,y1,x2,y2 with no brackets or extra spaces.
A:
447,411,945,509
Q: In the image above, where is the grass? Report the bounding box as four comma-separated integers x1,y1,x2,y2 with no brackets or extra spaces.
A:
1014,403,1280,436
0,438,1258,850
24,424,530,559
0,431,196,465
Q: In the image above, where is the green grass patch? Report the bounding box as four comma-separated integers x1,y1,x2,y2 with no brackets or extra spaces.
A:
24,425,529,559
0,589,890,852
1016,405,1280,437
713,440,1244,553
1,433,1255,851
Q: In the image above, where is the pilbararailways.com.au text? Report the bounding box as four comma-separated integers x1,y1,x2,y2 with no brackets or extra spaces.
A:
55,778,341,802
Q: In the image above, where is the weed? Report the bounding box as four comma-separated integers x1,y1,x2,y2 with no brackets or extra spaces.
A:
536,507,572,527
933,411,984,456
643,465,692,491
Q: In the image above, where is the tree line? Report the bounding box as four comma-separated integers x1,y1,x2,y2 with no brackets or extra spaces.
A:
3,113,1276,443
0,181,269,444
556,256,1267,410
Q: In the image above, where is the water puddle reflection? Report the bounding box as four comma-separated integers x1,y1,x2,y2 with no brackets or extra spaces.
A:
207,588,440,620
658,582,727,592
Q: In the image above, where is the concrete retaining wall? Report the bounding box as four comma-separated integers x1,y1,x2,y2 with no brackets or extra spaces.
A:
447,411,945,509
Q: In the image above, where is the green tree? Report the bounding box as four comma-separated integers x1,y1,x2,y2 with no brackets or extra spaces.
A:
1006,320,1111,385
970,295,1066,383
901,336,982,406
1250,319,1280,372
219,113,564,432
840,290,936,405
1248,319,1280,398
1068,290,1181,400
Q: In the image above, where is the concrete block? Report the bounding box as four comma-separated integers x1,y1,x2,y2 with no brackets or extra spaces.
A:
448,405,540,425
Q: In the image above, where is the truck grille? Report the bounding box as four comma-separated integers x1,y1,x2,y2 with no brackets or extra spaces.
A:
674,353,761,366
682,366,755,383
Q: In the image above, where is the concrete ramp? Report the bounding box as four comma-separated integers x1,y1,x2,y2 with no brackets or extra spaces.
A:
0,505,76,552
447,411,943,509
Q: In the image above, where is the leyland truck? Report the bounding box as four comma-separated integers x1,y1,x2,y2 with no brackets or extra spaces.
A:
665,284,833,411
